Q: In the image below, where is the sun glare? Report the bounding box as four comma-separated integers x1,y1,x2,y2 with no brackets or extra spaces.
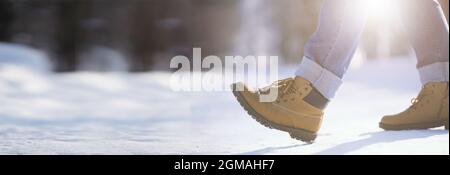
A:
366,0,397,22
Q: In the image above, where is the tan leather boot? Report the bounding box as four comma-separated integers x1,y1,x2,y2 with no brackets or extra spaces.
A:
380,82,449,131
231,77,326,142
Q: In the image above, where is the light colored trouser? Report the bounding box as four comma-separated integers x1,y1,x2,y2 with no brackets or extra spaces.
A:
296,0,449,99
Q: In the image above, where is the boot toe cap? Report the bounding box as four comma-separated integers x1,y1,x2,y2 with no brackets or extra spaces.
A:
380,115,395,125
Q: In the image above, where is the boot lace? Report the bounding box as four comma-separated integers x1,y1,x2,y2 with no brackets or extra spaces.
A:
259,78,298,100
409,86,432,111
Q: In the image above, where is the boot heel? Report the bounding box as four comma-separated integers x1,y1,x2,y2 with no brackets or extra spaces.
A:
288,129,317,143
445,121,449,130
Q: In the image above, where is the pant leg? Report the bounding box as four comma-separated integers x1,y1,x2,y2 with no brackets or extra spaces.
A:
296,0,368,99
398,0,449,84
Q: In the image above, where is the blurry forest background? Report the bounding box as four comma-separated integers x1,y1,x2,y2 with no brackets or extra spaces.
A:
0,0,449,72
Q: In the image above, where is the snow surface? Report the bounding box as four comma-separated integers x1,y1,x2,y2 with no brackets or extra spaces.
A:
0,43,51,72
0,44,448,155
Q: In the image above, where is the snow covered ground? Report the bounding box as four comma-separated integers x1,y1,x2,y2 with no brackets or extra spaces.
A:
0,44,448,155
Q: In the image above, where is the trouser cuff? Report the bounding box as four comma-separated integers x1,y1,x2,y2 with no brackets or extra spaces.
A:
295,56,343,99
418,62,449,85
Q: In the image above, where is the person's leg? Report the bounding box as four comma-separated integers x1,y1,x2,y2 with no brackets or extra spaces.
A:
232,0,370,142
295,0,368,100
399,0,449,85
380,0,449,131
398,0,449,84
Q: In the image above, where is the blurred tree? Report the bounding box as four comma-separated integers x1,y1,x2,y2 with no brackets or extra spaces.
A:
53,1,89,72
128,0,166,71
0,0,14,42
273,0,320,64
10,0,59,67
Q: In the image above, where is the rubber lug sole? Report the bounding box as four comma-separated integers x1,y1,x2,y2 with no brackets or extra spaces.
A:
379,120,449,131
231,84,317,143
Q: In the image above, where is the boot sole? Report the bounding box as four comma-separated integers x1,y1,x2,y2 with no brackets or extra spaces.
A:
231,85,317,142
379,120,449,131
